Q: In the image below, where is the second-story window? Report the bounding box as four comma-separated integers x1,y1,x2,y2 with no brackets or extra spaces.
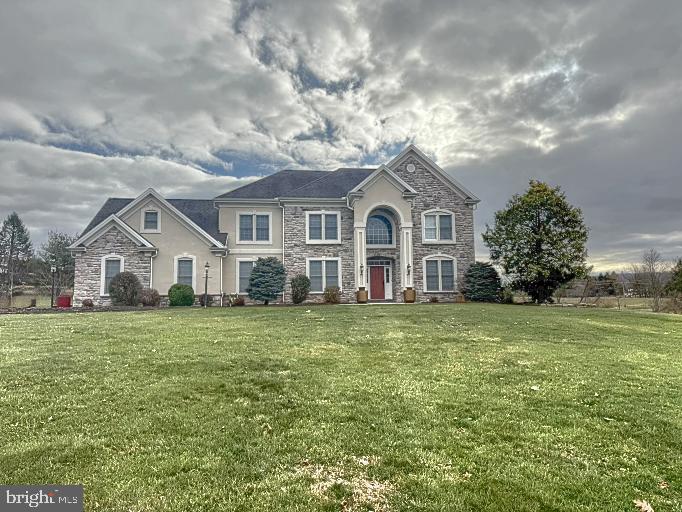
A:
141,209,160,232
306,212,340,243
423,210,454,242
238,213,271,243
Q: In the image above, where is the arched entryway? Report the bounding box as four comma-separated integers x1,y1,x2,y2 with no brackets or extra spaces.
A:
364,207,401,301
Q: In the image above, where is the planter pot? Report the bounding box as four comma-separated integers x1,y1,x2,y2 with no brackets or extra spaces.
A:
403,288,416,303
356,288,368,304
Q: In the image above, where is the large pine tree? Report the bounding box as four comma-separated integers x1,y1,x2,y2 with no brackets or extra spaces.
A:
0,212,33,305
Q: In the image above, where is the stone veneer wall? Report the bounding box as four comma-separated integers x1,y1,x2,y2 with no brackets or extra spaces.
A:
390,154,475,302
283,205,355,303
73,226,151,306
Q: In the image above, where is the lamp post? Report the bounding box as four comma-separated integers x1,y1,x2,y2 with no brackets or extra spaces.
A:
50,265,57,308
203,262,210,308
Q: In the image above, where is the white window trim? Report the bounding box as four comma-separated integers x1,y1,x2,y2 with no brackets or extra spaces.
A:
305,257,342,294
421,209,456,244
236,211,273,245
366,212,396,249
422,255,457,293
140,208,161,233
305,211,341,244
235,257,257,295
100,254,124,296
174,254,197,290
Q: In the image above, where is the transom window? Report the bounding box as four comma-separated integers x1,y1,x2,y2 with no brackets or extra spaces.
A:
101,256,123,296
366,214,393,246
143,210,159,231
238,213,271,243
307,212,340,243
424,257,456,292
238,260,255,294
176,257,194,287
307,258,340,293
423,210,454,242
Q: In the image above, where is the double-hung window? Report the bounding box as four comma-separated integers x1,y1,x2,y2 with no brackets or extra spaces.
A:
142,210,159,232
101,256,123,295
176,257,194,287
307,258,340,293
238,260,256,294
424,257,456,292
238,213,271,243
423,210,454,242
306,212,340,243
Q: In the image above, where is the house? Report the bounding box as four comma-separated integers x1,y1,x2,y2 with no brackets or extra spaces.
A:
69,145,479,305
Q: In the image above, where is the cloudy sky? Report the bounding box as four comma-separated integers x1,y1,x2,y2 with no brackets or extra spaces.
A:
1,0,681,270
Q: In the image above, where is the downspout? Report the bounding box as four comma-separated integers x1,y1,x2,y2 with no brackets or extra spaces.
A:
280,199,285,304
219,254,224,307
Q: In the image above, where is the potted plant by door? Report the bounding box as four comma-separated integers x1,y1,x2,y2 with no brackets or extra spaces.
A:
356,287,368,304
403,287,416,303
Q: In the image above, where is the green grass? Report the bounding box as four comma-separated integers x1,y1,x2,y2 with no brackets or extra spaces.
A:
1,304,681,511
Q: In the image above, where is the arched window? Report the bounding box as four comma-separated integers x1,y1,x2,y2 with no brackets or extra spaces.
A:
366,214,393,246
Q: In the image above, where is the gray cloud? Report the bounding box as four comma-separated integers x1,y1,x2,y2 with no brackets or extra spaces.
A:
1,0,681,269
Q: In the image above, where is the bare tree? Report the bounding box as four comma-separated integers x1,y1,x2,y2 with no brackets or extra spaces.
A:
639,249,667,312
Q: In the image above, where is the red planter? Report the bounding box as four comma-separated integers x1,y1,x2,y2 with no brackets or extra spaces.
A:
56,295,72,308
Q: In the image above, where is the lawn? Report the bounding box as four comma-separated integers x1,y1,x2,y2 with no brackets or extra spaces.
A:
0,304,680,511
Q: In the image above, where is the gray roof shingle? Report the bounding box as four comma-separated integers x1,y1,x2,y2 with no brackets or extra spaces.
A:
282,168,374,198
215,169,328,199
81,198,224,245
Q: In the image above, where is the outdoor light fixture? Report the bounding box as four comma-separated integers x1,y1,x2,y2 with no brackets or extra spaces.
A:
203,262,210,308
359,263,364,278
50,265,57,308
406,263,411,277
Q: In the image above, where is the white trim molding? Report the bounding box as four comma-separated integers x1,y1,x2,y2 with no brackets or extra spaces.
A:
69,215,155,250
100,254,124,296
421,209,456,244
115,188,226,248
305,211,341,244
236,211,273,245
140,207,161,233
422,254,457,293
305,256,342,294
174,254,197,290
235,257,257,294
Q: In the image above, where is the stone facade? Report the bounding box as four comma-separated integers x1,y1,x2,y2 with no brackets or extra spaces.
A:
283,205,355,303
389,154,475,303
73,226,151,306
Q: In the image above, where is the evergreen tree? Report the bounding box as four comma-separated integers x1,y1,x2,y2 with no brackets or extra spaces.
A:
666,259,682,297
0,212,33,305
248,257,285,305
483,180,588,303
462,262,502,302
37,231,77,295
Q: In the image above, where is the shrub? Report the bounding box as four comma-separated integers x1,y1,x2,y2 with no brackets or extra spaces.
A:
81,298,94,308
139,288,160,307
323,285,341,304
199,294,214,307
108,271,142,306
501,286,515,304
168,284,195,306
429,296,439,303
233,295,245,306
248,257,286,305
463,262,502,302
291,274,311,304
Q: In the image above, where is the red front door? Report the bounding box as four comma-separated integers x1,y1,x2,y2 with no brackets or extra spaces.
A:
370,266,385,300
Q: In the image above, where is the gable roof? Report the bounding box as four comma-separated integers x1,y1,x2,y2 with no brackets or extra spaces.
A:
387,144,480,203
349,165,417,197
70,214,156,250
80,196,223,245
215,169,328,199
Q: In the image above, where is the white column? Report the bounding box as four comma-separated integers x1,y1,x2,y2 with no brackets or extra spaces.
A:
354,225,366,289
400,227,413,289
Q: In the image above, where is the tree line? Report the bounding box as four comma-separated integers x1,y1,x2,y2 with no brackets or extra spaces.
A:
0,212,76,306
